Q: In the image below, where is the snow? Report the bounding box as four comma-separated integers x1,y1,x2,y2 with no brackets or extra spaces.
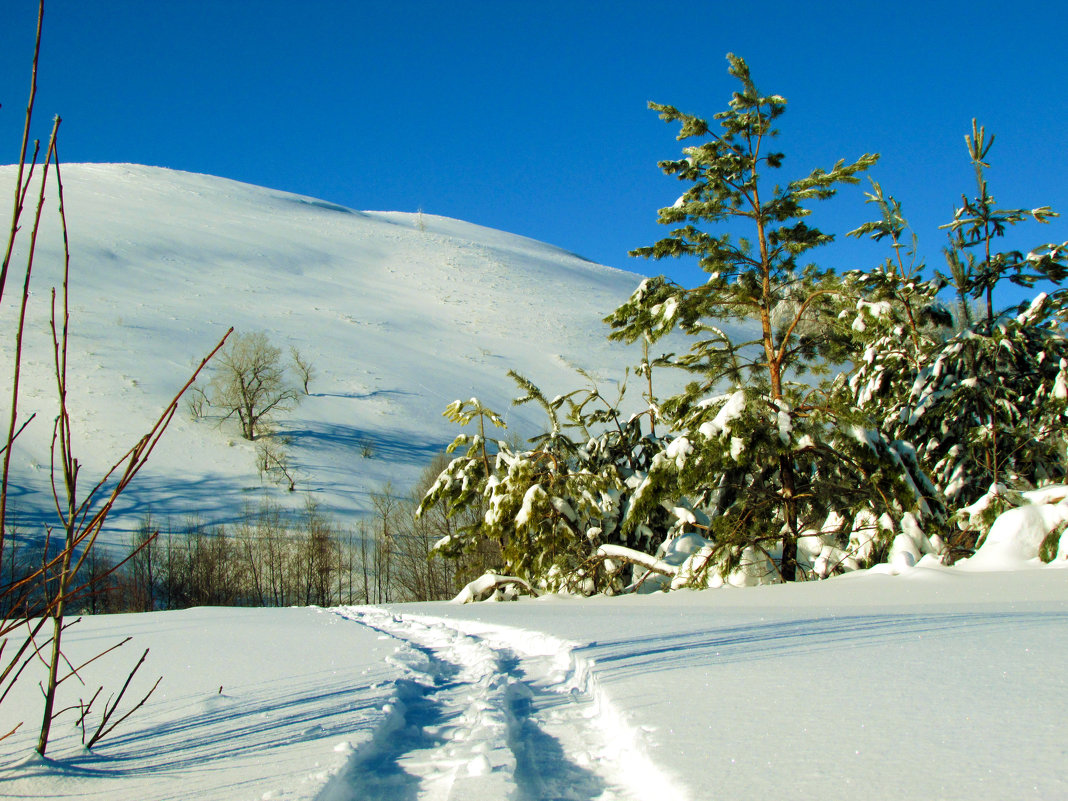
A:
722,437,740,462
960,485,1068,570
4,566,1068,800
775,402,792,443
1,608,401,800
664,435,692,467
450,573,536,604
516,484,547,528
697,389,746,439
1054,359,1068,400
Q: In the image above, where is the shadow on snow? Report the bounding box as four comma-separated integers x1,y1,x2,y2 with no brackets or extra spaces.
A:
582,610,1068,677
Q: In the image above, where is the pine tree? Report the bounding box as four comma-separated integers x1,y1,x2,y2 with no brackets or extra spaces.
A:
941,120,1067,334
848,122,1068,554
607,54,934,579
418,372,669,594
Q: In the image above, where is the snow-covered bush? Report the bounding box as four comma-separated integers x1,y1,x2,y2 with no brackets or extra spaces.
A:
419,374,675,595
854,294,1068,521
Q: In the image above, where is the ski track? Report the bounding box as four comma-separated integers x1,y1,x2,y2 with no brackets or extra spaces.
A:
317,607,658,801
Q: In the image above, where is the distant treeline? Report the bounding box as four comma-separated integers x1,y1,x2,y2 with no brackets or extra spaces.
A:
2,459,495,615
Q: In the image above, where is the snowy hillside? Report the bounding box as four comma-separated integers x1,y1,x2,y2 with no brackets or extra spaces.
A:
0,164,699,542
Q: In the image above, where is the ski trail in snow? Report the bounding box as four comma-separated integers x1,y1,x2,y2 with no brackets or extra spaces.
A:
319,607,672,801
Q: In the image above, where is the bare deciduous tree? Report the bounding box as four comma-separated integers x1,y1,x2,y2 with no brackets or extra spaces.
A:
289,346,315,395
206,331,299,440
256,435,296,491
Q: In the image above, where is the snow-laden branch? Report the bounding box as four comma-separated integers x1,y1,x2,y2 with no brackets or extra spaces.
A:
451,573,538,604
592,544,678,577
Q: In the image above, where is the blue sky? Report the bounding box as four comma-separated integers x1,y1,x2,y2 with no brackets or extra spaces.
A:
3,1,1066,297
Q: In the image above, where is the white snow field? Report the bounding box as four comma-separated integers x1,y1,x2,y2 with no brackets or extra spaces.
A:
0,163,704,543
1,563,1066,800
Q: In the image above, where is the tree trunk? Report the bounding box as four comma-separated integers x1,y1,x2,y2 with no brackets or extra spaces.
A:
38,467,78,755
778,454,800,582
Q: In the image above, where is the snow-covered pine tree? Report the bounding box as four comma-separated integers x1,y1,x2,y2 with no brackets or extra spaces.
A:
418,367,687,594
417,381,594,594
472,373,613,591
942,121,1067,334
606,54,936,580
849,124,1068,553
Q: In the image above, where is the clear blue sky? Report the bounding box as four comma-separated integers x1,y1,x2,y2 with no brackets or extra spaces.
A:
3,0,1066,296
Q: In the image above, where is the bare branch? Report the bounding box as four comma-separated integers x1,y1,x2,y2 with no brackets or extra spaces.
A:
85,649,161,749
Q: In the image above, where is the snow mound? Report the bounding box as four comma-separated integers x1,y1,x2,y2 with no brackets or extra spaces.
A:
960,484,1068,570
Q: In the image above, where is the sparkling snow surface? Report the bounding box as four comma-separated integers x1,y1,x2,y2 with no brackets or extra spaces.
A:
3,566,1066,800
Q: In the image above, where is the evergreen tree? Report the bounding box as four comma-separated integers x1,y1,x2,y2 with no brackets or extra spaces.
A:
848,121,1068,554
418,372,670,594
607,54,932,579
941,120,1067,333
421,67,1068,590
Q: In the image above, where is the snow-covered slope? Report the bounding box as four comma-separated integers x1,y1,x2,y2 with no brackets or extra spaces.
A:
0,164,693,540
